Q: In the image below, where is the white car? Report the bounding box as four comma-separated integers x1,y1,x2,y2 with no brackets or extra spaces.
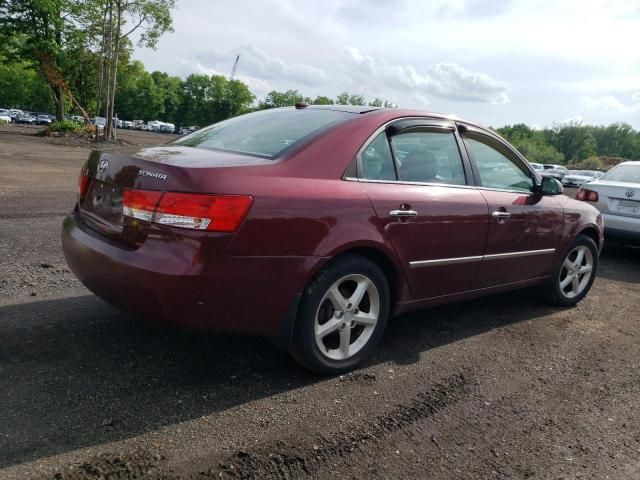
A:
562,170,603,187
575,161,640,243
530,162,544,172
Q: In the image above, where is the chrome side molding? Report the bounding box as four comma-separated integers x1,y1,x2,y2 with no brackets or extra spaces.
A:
409,248,556,268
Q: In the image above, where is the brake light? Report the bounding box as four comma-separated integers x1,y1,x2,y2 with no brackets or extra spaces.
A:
576,189,599,202
78,173,90,198
122,190,253,232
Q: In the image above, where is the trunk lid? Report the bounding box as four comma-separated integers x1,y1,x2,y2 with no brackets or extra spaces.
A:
586,180,640,217
79,146,271,244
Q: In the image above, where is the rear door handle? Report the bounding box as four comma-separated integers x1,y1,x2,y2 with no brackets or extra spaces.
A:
390,209,418,217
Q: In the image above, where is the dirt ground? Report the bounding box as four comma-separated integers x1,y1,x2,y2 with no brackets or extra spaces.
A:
1,124,639,479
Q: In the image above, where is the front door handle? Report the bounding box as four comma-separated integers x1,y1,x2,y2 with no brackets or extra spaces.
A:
491,211,512,222
390,209,418,218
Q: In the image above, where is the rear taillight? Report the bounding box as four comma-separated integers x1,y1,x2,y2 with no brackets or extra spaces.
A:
78,173,90,198
122,189,253,232
576,189,599,202
123,189,162,222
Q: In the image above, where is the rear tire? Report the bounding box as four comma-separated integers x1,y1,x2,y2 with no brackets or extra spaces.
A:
290,255,390,375
543,234,598,306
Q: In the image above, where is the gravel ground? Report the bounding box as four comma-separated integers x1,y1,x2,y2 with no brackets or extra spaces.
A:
1,125,639,479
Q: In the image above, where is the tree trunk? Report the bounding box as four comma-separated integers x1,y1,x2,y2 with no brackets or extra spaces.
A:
96,2,109,117
106,0,122,141
54,85,64,121
104,0,114,140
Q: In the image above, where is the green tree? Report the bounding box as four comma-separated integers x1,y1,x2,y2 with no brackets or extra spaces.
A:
258,89,304,109
95,0,176,139
151,70,181,122
114,60,164,119
0,0,82,120
177,74,254,127
497,124,564,164
336,91,350,105
348,93,365,106
592,123,640,159
312,95,334,105
0,58,54,111
544,122,597,162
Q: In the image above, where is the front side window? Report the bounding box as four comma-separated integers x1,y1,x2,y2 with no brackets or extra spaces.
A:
464,136,533,192
390,130,466,185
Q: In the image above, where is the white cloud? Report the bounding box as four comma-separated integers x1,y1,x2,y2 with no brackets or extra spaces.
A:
131,0,640,127
196,45,327,87
344,47,509,104
581,94,640,113
558,115,584,125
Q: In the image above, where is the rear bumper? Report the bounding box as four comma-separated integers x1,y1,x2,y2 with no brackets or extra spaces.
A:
603,213,640,243
62,212,322,336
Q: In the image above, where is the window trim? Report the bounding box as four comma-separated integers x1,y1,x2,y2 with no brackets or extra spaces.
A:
346,117,474,188
458,123,539,194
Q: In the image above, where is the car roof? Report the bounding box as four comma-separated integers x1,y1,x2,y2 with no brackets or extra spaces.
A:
305,105,382,114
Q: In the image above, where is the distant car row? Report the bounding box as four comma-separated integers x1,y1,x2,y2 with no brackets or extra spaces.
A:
1,109,198,135
91,117,197,134
529,163,604,187
0,109,54,125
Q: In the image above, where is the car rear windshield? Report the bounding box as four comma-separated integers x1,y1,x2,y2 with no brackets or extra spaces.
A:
173,108,354,159
601,164,640,183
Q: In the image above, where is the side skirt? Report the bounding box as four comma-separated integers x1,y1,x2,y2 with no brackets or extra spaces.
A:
392,276,549,316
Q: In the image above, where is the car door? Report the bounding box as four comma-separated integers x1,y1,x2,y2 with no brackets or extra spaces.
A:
356,119,489,300
458,124,564,288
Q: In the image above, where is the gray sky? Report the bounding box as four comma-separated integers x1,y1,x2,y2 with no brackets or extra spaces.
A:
133,0,640,128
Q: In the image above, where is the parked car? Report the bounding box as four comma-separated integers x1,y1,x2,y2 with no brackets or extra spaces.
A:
8,109,23,121
15,113,35,124
36,114,52,125
93,117,106,130
562,170,604,187
530,162,544,172
124,121,134,129
0,109,11,123
62,106,603,374
574,161,640,243
540,166,569,181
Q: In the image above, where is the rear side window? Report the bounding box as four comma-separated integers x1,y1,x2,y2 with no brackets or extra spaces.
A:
359,132,397,181
391,131,467,185
173,108,353,159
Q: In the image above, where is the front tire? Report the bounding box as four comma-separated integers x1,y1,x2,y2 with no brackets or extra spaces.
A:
544,234,598,306
290,255,390,375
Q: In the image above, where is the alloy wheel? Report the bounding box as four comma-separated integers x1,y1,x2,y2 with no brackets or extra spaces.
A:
314,274,380,361
558,245,594,299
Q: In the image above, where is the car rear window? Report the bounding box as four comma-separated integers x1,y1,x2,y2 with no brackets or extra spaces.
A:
601,164,640,183
173,108,353,159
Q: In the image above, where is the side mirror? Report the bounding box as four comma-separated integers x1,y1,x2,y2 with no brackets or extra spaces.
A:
540,177,563,195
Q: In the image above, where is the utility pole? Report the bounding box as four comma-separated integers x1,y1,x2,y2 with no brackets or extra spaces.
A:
230,54,240,80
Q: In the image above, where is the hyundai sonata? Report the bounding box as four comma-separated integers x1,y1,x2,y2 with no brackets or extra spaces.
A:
62,105,604,374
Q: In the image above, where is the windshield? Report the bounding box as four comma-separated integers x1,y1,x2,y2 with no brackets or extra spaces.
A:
173,108,354,159
601,164,640,183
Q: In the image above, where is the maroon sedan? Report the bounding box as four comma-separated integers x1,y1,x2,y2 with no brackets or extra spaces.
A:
62,106,603,374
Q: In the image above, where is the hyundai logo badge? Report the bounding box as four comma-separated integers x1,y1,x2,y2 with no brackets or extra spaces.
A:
625,189,635,198
98,159,109,173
